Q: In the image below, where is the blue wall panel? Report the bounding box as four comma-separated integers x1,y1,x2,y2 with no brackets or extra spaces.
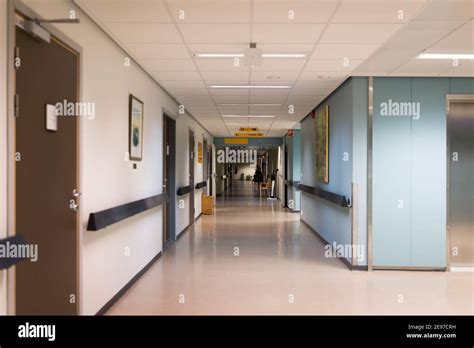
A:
373,78,412,267
300,79,354,262
411,78,449,267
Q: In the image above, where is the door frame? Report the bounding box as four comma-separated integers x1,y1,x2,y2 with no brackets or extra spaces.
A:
162,113,176,247
445,94,474,271
7,0,83,314
188,129,195,225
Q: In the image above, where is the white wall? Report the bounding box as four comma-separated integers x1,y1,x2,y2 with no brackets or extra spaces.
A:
0,0,8,316
18,0,211,314
175,118,211,236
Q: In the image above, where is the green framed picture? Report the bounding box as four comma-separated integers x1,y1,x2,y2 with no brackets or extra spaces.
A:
315,105,329,183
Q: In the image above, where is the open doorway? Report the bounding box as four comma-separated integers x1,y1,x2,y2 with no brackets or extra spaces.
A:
188,129,195,225
163,114,176,247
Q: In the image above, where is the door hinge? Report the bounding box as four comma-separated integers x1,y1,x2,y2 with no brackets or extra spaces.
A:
166,145,169,156
14,94,20,118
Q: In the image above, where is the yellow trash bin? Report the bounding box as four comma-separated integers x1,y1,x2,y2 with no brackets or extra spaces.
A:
202,195,215,215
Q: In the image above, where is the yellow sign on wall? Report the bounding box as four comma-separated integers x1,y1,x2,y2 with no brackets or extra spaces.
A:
224,138,248,145
239,127,259,132
197,141,203,163
235,133,263,137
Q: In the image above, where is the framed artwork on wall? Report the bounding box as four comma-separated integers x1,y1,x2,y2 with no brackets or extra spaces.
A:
197,141,203,164
315,105,329,183
129,94,144,161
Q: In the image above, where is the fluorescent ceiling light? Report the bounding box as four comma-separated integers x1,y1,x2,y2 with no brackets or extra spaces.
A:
222,115,275,118
217,103,282,106
209,85,292,89
193,53,244,58
194,53,307,58
262,53,307,58
417,53,474,60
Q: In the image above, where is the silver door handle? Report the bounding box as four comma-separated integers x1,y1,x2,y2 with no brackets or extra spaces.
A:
72,189,81,197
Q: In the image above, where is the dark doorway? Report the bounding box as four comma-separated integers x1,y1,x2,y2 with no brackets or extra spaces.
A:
284,144,289,207
189,129,195,225
163,115,176,247
15,20,79,314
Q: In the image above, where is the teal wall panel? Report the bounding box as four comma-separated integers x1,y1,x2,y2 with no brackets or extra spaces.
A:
411,78,449,267
372,77,473,268
300,79,354,262
373,78,412,267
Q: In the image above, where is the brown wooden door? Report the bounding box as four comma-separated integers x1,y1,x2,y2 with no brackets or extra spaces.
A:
15,25,79,315
189,130,195,225
163,116,170,246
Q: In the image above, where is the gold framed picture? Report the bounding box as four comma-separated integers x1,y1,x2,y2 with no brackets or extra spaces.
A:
129,94,144,161
315,105,329,183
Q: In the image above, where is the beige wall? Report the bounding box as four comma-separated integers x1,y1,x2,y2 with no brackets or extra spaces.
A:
11,0,211,314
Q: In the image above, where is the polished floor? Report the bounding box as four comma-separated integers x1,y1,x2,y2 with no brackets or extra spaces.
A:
107,181,474,315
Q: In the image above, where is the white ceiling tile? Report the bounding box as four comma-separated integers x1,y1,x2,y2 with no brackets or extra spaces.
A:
169,88,210,96
320,23,401,44
305,59,363,71
104,23,182,43
252,24,325,43
80,0,172,22
391,58,464,76
166,0,250,23
441,60,474,76
179,24,250,43
249,89,290,97
332,0,428,23
253,0,338,23
210,89,250,96
427,20,474,51
201,71,250,82
258,43,315,52
195,59,250,71
253,59,307,71
291,87,333,96
217,105,250,114
161,80,206,88
153,71,202,80
298,71,348,81
249,105,283,114
250,94,289,103
188,43,249,53
311,43,378,59
213,95,250,103
127,43,190,59
141,59,196,71
415,0,474,21
354,21,464,74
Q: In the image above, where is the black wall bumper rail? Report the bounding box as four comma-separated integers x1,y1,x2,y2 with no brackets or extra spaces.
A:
296,184,350,207
87,193,165,231
0,235,28,270
177,185,191,196
195,181,207,189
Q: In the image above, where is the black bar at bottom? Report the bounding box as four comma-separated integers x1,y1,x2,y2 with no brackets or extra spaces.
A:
0,315,471,345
